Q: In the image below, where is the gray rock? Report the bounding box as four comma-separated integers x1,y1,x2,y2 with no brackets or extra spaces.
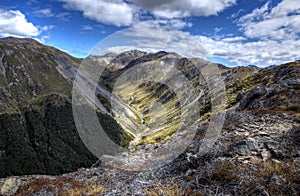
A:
0,178,20,195
261,149,271,160
229,139,257,156
264,141,278,151
237,87,267,110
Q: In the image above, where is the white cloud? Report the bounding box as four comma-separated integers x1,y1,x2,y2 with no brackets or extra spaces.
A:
33,8,54,17
238,2,270,24
130,0,236,18
269,0,300,17
34,35,50,43
22,0,297,67
221,36,246,42
106,46,144,54
0,9,40,37
165,19,192,29
97,25,299,67
123,27,208,58
58,0,235,26
40,25,55,31
197,35,300,66
238,0,300,40
82,25,93,31
27,0,38,5
219,0,300,66
97,26,208,58
59,0,134,26
229,8,243,20
56,12,71,21
136,19,192,29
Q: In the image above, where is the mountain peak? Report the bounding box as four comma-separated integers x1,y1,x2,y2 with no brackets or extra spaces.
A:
0,37,40,44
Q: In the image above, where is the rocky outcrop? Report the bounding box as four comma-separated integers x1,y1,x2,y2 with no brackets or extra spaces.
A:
109,50,147,69
229,139,257,156
237,87,268,110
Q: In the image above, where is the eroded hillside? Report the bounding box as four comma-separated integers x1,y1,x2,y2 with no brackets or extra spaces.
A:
0,38,299,195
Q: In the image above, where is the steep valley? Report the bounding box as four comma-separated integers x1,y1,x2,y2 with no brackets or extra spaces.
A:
0,37,299,195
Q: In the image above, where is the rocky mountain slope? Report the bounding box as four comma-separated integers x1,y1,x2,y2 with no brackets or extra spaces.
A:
0,37,132,178
0,37,299,195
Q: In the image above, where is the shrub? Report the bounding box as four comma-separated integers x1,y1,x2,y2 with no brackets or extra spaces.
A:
210,161,239,183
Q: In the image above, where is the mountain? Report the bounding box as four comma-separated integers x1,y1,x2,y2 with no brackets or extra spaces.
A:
0,37,133,178
94,52,299,148
0,37,299,195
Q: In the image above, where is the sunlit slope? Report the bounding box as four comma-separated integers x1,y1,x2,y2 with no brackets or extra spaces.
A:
96,52,221,146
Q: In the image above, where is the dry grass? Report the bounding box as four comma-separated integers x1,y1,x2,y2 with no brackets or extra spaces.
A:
65,183,105,196
239,160,300,195
16,176,106,195
257,160,298,182
193,158,300,195
144,181,203,196
209,161,240,183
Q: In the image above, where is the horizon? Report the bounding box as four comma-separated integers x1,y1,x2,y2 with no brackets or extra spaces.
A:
1,35,299,68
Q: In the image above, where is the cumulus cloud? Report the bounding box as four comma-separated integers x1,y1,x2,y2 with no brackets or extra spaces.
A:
96,26,208,58
130,0,236,18
29,0,297,66
58,0,235,27
59,0,134,26
0,9,40,37
97,25,299,67
197,35,300,66
269,0,300,17
238,0,300,40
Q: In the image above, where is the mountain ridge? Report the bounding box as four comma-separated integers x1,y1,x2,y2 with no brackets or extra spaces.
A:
0,37,133,178
0,37,299,195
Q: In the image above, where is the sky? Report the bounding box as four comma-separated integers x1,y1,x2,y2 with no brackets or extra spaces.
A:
0,0,299,67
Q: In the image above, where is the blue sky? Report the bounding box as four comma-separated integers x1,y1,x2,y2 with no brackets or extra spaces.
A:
0,0,299,67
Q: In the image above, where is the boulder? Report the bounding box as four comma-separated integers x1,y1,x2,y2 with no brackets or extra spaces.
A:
229,139,257,156
237,87,267,110
0,178,20,195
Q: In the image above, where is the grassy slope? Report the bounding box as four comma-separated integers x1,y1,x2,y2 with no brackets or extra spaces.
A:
99,55,299,146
